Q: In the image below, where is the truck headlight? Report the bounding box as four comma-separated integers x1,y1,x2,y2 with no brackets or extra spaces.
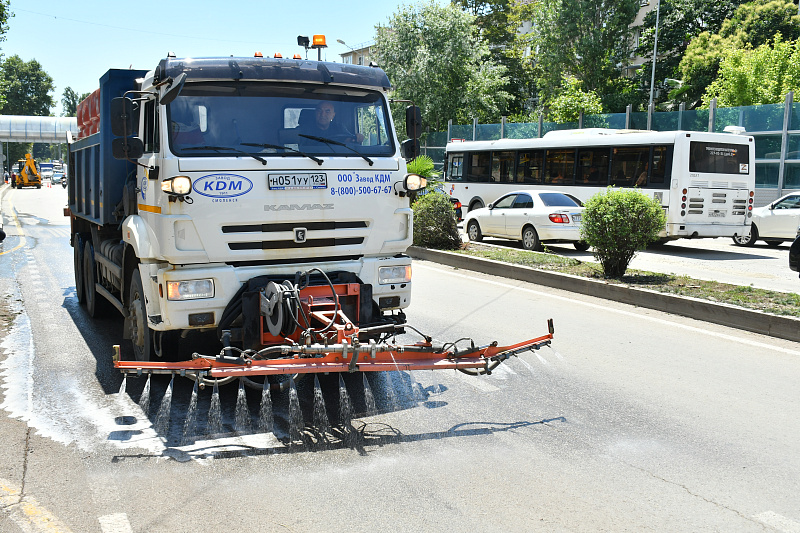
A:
403,173,427,191
379,265,412,284
166,279,214,301
161,176,192,195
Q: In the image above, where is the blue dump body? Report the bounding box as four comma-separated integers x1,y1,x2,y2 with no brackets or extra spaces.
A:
69,69,148,226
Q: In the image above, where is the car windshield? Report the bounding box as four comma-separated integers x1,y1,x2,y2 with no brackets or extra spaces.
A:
167,82,394,158
539,192,581,207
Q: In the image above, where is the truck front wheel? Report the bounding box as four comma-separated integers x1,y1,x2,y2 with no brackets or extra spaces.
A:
128,270,152,361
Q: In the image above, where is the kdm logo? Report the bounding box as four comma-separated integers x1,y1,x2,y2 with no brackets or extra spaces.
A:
193,174,253,199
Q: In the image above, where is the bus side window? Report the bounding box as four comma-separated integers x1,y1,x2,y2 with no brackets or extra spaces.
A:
610,146,649,187
545,149,575,184
649,145,672,185
468,152,491,182
577,148,610,186
492,151,515,183
516,150,543,184
448,154,464,181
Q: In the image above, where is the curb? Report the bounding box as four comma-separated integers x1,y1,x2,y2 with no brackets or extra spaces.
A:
408,246,800,344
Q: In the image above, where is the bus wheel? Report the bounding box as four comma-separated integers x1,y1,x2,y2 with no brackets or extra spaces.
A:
574,241,590,251
522,226,541,251
467,220,483,242
469,200,484,212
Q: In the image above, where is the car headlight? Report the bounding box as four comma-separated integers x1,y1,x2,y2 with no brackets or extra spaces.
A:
379,265,412,284
403,173,427,191
166,279,214,301
161,176,192,195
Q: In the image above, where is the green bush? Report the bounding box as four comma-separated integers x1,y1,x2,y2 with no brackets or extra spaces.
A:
412,191,462,250
581,188,666,278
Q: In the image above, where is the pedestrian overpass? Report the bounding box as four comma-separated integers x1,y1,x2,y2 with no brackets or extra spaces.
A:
0,115,78,168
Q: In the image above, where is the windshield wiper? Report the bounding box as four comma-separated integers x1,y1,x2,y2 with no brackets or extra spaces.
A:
297,134,374,166
240,142,323,166
182,145,267,165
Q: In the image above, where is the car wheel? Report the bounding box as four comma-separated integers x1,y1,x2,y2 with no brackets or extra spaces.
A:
467,220,483,242
766,240,784,247
574,241,590,251
732,224,758,247
522,226,541,251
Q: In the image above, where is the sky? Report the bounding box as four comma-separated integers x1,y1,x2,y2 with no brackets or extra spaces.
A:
3,0,418,116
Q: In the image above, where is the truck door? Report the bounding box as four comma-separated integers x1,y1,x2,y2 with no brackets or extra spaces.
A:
139,98,161,208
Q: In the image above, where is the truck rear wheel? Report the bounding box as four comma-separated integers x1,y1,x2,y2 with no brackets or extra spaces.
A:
74,234,86,305
128,270,152,361
83,242,111,318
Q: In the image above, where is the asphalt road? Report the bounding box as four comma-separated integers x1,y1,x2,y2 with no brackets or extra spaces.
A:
1,185,799,532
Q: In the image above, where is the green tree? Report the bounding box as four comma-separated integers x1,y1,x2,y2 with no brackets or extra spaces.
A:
635,0,746,108
512,0,639,105
1,55,55,167
676,0,800,106
703,34,800,106
580,188,666,278
374,1,511,132
454,0,534,115
1,55,54,116
544,75,603,123
61,87,89,117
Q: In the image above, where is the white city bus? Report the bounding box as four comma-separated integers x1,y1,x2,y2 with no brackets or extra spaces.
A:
444,129,755,240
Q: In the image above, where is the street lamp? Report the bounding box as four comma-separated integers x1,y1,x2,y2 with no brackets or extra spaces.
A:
648,0,661,114
337,39,360,65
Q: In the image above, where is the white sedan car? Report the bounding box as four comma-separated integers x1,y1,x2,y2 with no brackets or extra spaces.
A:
733,191,800,247
465,190,588,251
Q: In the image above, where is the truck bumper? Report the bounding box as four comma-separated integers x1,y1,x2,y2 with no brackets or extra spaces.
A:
146,255,413,331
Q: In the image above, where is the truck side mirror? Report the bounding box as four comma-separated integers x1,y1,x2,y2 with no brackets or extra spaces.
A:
405,105,421,140
160,73,186,105
110,97,137,137
401,138,419,160
112,137,144,160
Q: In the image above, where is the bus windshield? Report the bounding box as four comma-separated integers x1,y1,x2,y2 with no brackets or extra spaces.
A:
167,82,394,158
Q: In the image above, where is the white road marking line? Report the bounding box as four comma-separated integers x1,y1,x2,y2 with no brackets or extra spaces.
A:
417,263,800,357
98,513,133,533
754,511,800,533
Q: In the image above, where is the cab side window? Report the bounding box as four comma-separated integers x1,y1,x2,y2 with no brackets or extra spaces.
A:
143,99,160,153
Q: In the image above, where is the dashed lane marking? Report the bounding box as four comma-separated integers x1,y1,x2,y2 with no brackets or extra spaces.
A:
98,513,133,533
754,511,800,533
0,477,74,532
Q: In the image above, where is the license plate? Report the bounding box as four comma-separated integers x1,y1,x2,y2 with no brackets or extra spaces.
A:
572,214,582,222
268,173,327,190
708,210,726,218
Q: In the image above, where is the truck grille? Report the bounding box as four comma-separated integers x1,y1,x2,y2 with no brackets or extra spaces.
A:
222,220,369,253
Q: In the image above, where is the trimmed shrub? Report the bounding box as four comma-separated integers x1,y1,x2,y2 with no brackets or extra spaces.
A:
412,191,461,249
581,188,666,278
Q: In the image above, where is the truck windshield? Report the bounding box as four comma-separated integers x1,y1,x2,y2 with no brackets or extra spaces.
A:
167,82,395,158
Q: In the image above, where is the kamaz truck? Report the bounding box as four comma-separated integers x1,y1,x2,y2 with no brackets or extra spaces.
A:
68,51,553,388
